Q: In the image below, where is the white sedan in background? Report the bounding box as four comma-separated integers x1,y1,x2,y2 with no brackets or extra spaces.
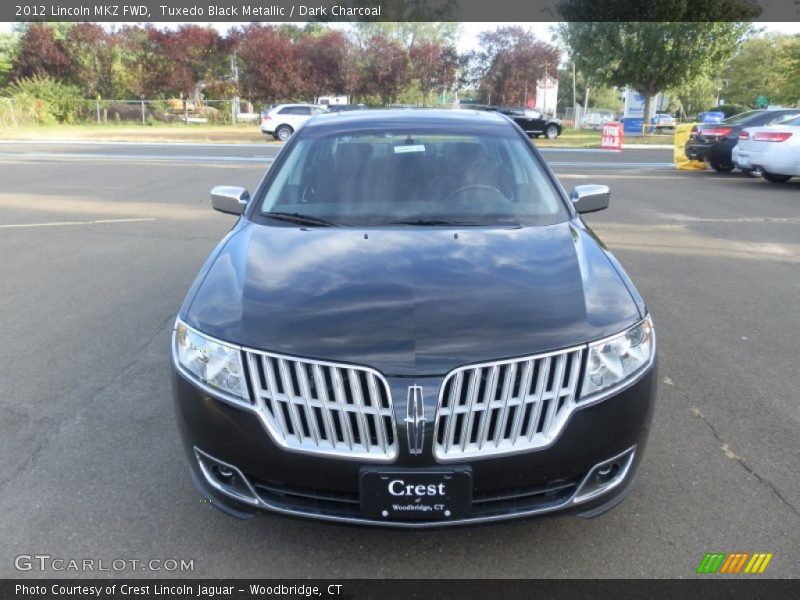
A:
260,104,327,142
736,115,800,183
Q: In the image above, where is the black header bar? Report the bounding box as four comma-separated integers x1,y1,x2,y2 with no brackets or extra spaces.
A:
3,0,799,23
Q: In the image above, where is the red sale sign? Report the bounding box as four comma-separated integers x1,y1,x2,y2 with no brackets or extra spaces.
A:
600,122,624,151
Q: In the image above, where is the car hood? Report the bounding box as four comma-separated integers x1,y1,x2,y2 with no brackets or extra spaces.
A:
183,221,642,376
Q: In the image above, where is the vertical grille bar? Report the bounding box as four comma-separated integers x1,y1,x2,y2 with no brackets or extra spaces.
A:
434,346,584,461
245,349,397,461
367,373,387,453
294,361,320,446
330,368,354,450
312,363,336,447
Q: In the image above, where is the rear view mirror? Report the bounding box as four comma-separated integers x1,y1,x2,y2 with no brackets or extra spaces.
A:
570,185,610,214
211,186,250,215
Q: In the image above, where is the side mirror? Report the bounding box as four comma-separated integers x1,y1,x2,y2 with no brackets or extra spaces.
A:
211,186,250,215
570,185,610,214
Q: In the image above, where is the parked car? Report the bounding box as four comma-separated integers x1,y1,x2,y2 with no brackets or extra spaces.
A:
490,107,563,139
651,112,676,131
736,115,800,183
581,109,615,129
260,103,327,141
685,109,800,172
171,109,657,528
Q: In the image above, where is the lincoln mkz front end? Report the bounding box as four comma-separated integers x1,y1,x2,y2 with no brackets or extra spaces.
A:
170,110,657,528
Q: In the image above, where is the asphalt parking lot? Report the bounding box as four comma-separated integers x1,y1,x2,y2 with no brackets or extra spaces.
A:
0,141,798,578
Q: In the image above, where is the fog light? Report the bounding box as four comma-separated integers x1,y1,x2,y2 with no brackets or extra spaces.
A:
573,446,636,504
194,447,259,506
596,464,615,479
215,465,234,480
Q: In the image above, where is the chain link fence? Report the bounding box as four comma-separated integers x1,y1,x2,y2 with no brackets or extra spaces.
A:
0,97,263,127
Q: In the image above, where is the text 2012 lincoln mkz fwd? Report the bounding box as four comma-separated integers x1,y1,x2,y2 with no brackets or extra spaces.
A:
170,109,657,528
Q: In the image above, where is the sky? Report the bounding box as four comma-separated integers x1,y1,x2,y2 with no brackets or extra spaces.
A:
1,21,798,51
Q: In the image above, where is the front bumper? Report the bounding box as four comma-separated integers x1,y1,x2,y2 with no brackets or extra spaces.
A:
171,362,657,528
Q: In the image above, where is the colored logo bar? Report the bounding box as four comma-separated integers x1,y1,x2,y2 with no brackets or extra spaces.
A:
697,552,773,574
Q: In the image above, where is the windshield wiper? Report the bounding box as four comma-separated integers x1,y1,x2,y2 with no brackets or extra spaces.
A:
388,219,482,226
263,212,345,227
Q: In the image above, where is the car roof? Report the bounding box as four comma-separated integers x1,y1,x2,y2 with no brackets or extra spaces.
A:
273,103,320,109
304,108,511,133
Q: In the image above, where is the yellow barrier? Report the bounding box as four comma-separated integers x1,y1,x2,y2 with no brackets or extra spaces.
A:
674,123,707,170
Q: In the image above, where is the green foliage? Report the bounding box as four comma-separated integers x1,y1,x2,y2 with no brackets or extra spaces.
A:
0,32,20,87
4,75,88,124
784,35,800,104
559,21,751,98
669,74,720,116
722,33,800,107
559,17,751,131
353,21,461,50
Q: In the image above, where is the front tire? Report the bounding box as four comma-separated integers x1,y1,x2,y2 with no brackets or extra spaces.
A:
710,160,734,172
544,125,559,140
275,125,293,142
763,172,792,183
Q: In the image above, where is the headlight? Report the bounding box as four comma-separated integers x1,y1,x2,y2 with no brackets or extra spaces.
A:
581,316,654,399
173,320,247,399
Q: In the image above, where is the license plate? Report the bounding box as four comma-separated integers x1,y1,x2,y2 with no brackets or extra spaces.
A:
360,469,472,520
739,154,751,166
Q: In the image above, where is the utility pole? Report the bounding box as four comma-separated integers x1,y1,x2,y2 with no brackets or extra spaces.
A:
572,61,577,130
231,51,239,125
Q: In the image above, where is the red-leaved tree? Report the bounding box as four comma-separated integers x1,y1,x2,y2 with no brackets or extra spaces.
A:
236,25,302,104
297,29,355,102
409,41,459,105
473,27,560,106
360,36,410,105
10,24,72,82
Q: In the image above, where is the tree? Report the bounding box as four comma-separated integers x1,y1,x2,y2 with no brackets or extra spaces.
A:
161,26,229,97
783,35,800,104
353,22,460,51
360,36,410,105
721,33,800,107
471,27,559,106
10,23,72,83
669,74,720,116
0,31,19,87
237,25,302,103
63,23,113,97
409,41,459,105
117,25,172,98
558,0,757,132
297,29,355,101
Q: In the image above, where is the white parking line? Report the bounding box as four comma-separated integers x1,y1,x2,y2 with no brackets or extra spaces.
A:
0,151,274,163
0,217,156,229
0,139,280,149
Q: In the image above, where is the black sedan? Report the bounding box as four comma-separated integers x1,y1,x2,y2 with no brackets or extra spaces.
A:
685,108,800,172
490,106,563,139
171,109,657,528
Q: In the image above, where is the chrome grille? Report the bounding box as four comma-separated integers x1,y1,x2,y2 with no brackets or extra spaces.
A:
244,350,397,461
434,347,584,460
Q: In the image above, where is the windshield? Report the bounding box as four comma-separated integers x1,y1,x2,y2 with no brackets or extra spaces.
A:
258,127,568,227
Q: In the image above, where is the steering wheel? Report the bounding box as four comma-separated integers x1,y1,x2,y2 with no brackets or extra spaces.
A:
443,184,509,204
